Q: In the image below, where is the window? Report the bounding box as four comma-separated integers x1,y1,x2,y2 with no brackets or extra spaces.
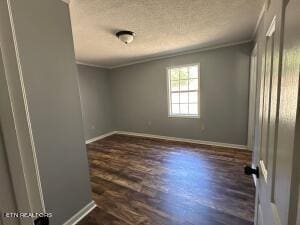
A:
167,64,200,118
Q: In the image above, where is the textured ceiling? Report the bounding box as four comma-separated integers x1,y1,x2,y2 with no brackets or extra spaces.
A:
69,0,263,68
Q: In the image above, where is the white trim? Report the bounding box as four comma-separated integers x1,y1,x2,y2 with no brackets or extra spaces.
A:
110,40,252,69
85,131,249,150
167,63,200,118
247,44,258,150
63,201,96,225
166,63,201,70
260,160,268,183
75,40,252,70
115,131,249,150
168,115,200,119
60,0,70,4
252,163,257,186
266,16,276,37
76,61,108,69
85,131,117,144
252,3,266,38
252,174,257,186
86,131,249,150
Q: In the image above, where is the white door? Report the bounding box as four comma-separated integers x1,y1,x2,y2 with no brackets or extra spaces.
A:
255,0,300,224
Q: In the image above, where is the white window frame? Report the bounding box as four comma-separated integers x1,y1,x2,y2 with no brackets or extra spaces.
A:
167,63,200,118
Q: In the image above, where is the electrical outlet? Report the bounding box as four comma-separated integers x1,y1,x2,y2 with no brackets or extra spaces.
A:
201,123,205,130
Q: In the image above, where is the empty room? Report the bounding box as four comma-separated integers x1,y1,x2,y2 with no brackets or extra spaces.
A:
0,0,299,225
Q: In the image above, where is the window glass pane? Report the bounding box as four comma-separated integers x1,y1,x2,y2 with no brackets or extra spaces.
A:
171,80,179,91
180,104,189,114
189,79,198,90
172,104,180,114
168,65,200,117
189,66,198,79
180,92,188,103
189,103,198,115
189,92,198,103
180,79,188,91
179,67,188,80
171,93,179,103
170,69,179,80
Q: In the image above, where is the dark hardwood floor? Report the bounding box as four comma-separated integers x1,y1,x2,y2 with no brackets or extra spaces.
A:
78,134,255,225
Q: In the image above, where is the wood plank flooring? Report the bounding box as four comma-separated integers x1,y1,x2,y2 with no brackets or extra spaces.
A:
78,134,255,225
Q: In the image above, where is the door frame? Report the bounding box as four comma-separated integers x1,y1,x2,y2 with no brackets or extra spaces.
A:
0,46,32,225
0,0,45,223
248,44,258,151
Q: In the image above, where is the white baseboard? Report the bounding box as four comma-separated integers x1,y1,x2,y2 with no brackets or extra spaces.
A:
85,130,249,150
85,131,117,144
63,201,96,225
115,131,249,150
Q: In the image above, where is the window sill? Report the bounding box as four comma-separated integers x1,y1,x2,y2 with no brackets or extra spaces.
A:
168,115,200,119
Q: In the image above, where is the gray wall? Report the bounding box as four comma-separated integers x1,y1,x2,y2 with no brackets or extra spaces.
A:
109,43,252,145
77,65,113,140
0,1,92,224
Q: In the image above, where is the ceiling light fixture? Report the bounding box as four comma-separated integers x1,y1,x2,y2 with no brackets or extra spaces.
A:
116,30,136,44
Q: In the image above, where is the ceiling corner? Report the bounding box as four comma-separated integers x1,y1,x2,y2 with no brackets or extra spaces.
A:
61,0,70,4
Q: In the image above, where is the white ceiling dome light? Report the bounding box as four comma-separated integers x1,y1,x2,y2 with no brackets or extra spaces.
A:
116,30,136,44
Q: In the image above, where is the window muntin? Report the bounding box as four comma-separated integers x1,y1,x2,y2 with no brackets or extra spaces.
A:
168,64,200,118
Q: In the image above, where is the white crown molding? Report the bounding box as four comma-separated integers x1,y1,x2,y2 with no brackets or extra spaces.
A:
63,201,96,225
85,130,249,151
252,3,266,39
76,61,109,69
75,40,252,70
61,0,70,4
85,131,117,144
109,40,252,69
